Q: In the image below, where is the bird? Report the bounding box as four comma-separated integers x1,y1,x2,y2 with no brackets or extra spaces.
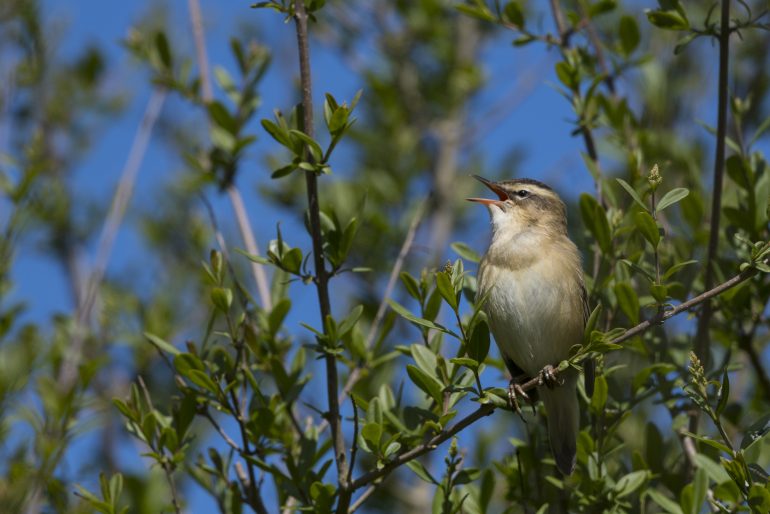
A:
468,175,593,476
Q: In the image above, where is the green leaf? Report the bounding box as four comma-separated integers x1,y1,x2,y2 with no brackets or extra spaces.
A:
406,364,444,404
646,489,684,514
400,272,422,301
406,460,438,484
338,305,363,338
579,193,612,253
208,101,236,134
361,422,382,452
663,260,698,280
211,287,233,312
650,284,668,303
436,272,458,310
455,4,495,22
614,470,648,498
656,188,690,212
289,129,323,162
468,320,490,364
144,332,180,356
590,375,608,414
646,9,689,30
749,484,770,513
634,211,660,248
411,343,438,377
616,178,648,212
388,300,458,337
614,281,640,324
154,32,172,69
691,468,708,514
618,16,640,56
555,61,577,90
451,242,480,263
261,118,292,148
188,369,219,395
503,1,524,26
681,431,732,454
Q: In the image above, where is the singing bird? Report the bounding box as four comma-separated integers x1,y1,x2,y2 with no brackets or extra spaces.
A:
468,175,593,475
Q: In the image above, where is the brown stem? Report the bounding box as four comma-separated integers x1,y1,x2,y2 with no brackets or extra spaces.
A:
291,0,349,507
58,88,166,390
692,0,731,437
694,0,731,370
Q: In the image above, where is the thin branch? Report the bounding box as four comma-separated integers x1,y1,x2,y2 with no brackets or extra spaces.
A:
202,409,241,452
58,88,166,389
348,398,360,487
351,404,495,489
348,485,377,514
318,199,426,436
227,185,273,310
187,0,272,310
291,1,349,508
693,0,731,371
349,261,764,491
679,432,720,513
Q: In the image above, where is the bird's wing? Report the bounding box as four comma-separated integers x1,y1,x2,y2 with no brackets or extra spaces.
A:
581,284,596,398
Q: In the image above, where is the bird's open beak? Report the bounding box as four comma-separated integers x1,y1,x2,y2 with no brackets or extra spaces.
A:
466,175,508,205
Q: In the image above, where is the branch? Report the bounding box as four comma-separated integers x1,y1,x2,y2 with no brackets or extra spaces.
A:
187,0,272,311
291,0,349,507
348,261,763,494
693,0,731,371
319,199,427,435
350,404,495,489
59,88,166,389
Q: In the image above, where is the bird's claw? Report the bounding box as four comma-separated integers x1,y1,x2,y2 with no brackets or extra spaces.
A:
508,380,535,421
539,364,561,389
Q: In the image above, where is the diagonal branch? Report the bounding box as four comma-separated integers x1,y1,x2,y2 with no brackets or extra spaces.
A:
348,261,764,495
187,0,272,310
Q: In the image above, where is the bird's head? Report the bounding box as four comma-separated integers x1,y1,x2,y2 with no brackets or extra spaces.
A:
467,175,568,237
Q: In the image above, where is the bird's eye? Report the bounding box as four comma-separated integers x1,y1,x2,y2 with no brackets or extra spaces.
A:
513,190,530,199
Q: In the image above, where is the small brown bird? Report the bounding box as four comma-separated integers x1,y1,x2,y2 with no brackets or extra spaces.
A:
468,175,592,475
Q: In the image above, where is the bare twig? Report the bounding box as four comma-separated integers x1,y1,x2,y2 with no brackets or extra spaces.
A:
227,184,273,310
291,1,349,509
679,432,720,513
59,88,167,389
202,409,241,452
693,0,731,373
187,0,272,310
348,485,377,514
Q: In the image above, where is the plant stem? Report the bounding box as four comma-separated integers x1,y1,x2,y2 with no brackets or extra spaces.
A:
694,0,731,372
691,0,731,441
291,1,349,508
187,0,273,310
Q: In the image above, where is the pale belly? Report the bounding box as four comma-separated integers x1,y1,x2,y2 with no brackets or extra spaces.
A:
480,262,583,376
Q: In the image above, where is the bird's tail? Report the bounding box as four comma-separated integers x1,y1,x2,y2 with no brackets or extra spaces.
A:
540,373,579,475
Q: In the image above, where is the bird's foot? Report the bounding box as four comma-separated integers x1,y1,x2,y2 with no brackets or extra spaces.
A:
539,364,562,389
507,379,535,421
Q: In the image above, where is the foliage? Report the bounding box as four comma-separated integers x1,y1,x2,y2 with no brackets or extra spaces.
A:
1,0,770,513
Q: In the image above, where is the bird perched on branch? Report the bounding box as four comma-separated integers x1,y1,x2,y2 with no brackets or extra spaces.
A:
468,175,593,476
